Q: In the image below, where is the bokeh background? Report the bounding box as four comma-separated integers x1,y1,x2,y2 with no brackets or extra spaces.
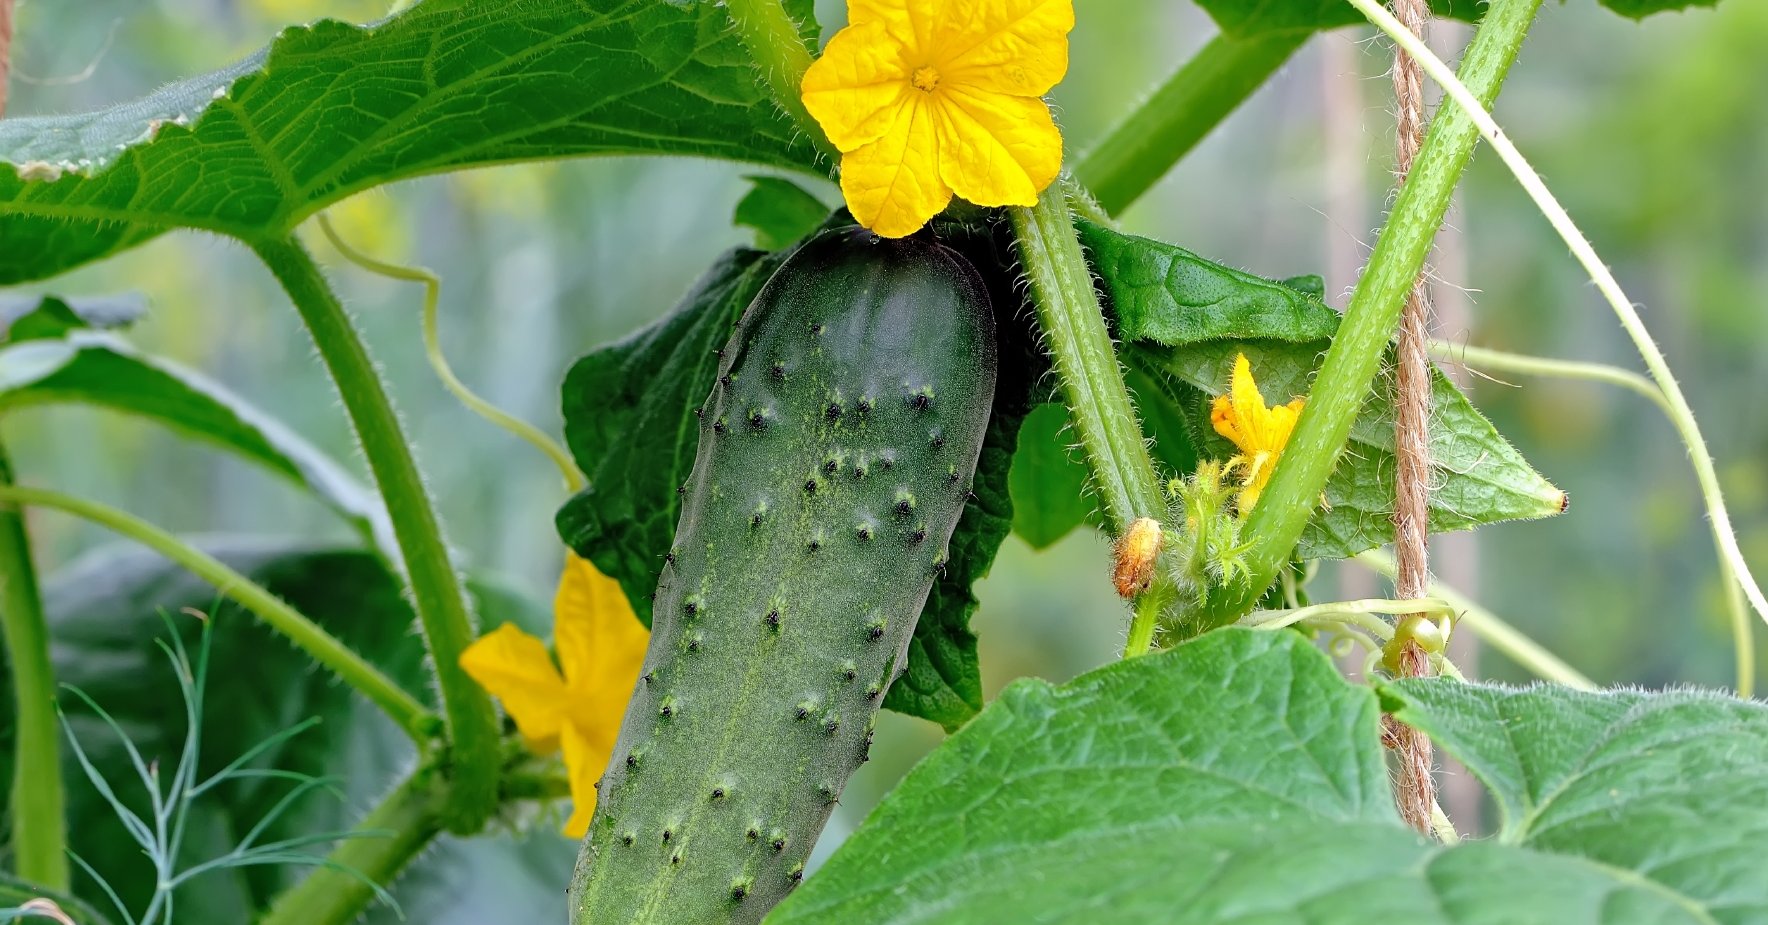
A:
5,0,1765,919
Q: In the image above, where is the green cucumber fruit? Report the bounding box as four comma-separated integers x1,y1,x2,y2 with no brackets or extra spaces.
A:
569,226,998,924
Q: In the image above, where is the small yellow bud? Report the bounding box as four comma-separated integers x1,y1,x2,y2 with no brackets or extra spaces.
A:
1112,517,1164,599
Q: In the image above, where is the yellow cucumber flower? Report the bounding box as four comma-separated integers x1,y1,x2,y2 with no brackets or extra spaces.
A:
460,552,649,837
801,0,1075,238
1210,353,1306,513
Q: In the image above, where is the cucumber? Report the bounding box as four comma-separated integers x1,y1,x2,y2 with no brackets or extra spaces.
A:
569,226,997,924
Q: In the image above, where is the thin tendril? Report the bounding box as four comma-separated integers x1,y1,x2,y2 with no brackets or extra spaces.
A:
316,213,585,493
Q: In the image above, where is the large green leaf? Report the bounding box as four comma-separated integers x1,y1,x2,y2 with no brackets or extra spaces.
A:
1383,678,1768,920
0,0,825,284
0,297,391,552
1083,224,1565,560
772,629,1768,924
733,176,834,251
1193,0,1717,36
0,542,545,922
1006,403,1095,550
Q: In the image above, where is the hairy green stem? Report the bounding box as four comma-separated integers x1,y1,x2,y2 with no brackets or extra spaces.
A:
258,770,445,925
0,443,69,891
1010,187,1163,532
1431,339,1752,695
0,484,433,738
251,236,498,833
724,0,839,165
1358,549,1597,690
1010,185,1167,655
1197,0,1545,627
1076,31,1309,215
1354,0,1767,697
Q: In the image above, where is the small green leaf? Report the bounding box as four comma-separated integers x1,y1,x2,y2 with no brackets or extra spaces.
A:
1007,403,1094,550
1595,0,1721,17
1083,224,1565,560
0,297,391,553
1383,677,1768,916
1086,226,1339,345
0,0,824,284
773,629,1768,924
733,176,833,251
556,247,784,627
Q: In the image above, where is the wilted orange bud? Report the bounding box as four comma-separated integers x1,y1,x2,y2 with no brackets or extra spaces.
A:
1112,517,1164,598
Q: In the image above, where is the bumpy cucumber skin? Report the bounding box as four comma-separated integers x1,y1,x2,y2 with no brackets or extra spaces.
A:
569,227,997,924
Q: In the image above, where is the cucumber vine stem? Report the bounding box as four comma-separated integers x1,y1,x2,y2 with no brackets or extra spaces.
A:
1195,0,1545,628
1350,0,1768,689
1010,185,1168,657
258,769,445,925
0,484,433,739
0,441,69,891
1076,31,1309,216
724,0,839,166
252,236,498,834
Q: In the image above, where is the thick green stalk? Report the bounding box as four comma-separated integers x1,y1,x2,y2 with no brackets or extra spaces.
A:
0,443,68,891
251,237,498,834
724,0,839,164
258,770,446,925
1010,186,1164,534
1197,0,1544,627
0,484,432,739
1011,186,1168,656
1076,31,1309,215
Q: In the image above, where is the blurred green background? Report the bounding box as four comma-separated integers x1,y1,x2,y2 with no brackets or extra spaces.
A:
5,0,1765,919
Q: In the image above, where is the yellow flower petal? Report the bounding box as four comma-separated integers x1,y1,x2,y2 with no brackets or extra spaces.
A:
553,551,648,691
848,0,940,51
560,721,606,839
940,0,1075,96
839,94,951,238
1210,354,1306,512
801,21,913,152
459,623,568,746
933,86,1062,208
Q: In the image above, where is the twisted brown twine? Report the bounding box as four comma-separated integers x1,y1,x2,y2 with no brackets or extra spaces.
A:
1387,0,1439,837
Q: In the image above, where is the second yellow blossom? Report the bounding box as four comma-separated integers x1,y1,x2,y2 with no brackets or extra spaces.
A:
1210,353,1306,513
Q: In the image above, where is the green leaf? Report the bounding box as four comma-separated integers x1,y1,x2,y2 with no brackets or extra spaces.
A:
557,246,785,627
0,0,824,284
1382,677,1768,918
0,541,545,922
1083,224,1565,560
772,629,1768,924
0,297,391,552
1007,403,1094,550
733,176,833,251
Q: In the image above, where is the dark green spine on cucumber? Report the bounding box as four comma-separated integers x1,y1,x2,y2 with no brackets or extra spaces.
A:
569,227,997,924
